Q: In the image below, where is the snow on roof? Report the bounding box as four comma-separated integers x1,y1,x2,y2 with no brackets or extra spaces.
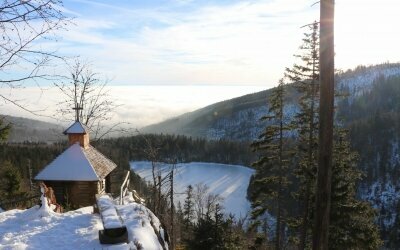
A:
34,144,96,181
35,143,117,181
63,121,88,134
35,141,117,182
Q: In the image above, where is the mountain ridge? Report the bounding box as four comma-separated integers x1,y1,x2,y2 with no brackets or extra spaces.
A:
2,115,63,143
142,63,400,141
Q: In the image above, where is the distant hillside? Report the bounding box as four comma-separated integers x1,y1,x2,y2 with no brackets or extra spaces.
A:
2,116,63,143
142,89,270,139
142,63,400,141
336,73,400,244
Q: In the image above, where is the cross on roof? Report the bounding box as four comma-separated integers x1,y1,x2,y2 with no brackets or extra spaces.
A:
72,102,83,122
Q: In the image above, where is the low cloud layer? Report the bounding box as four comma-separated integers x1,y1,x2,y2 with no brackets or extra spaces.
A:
0,85,264,128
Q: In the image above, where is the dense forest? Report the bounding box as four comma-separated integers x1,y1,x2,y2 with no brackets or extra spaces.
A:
337,74,400,247
338,74,400,184
0,134,253,201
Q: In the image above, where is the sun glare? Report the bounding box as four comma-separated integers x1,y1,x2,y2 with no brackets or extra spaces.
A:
335,0,400,69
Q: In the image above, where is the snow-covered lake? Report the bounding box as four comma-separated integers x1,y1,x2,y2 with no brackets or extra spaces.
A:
130,161,255,219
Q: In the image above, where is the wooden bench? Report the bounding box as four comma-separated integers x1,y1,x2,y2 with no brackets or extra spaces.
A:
96,194,129,244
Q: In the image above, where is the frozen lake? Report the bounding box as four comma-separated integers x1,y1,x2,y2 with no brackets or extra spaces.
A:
130,161,255,219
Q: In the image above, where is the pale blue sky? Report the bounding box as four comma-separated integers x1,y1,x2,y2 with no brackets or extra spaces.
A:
2,0,400,126
43,0,399,87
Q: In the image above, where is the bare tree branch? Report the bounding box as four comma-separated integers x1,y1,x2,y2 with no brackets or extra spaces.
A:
0,0,71,112
54,59,130,140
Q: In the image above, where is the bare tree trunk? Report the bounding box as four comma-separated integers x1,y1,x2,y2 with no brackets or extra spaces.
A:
276,84,284,250
276,197,281,250
299,185,310,250
170,167,175,250
152,160,157,212
158,175,162,215
27,159,34,192
313,0,335,249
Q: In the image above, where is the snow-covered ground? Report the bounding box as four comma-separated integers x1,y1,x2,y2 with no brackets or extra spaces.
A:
0,206,103,249
131,161,255,219
0,194,166,249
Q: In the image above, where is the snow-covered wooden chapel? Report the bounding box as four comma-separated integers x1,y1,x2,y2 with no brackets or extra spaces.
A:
35,120,117,208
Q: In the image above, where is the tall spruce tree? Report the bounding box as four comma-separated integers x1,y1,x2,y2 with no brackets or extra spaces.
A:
284,22,381,249
183,185,195,226
188,203,244,250
329,129,382,249
182,184,195,245
249,79,293,249
285,22,320,250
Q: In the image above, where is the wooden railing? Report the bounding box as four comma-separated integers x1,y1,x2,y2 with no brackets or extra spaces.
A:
119,171,130,205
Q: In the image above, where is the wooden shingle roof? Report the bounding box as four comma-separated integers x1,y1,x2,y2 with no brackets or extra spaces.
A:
83,145,117,180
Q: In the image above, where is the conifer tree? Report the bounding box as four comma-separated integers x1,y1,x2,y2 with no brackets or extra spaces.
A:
249,79,293,248
183,185,194,226
182,184,195,245
285,21,319,250
188,203,221,250
213,203,225,249
329,129,382,249
0,160,22,198
284,22,381,248
189,216,215,250
222,214,245,250
188,203,243,250
388,201,400,248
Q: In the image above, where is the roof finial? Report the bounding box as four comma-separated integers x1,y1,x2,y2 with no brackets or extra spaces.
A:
72,102,83,122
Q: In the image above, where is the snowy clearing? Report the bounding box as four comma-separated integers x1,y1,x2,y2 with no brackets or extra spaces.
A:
131,161,255,219
0,194,166,250
0,206,103,249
